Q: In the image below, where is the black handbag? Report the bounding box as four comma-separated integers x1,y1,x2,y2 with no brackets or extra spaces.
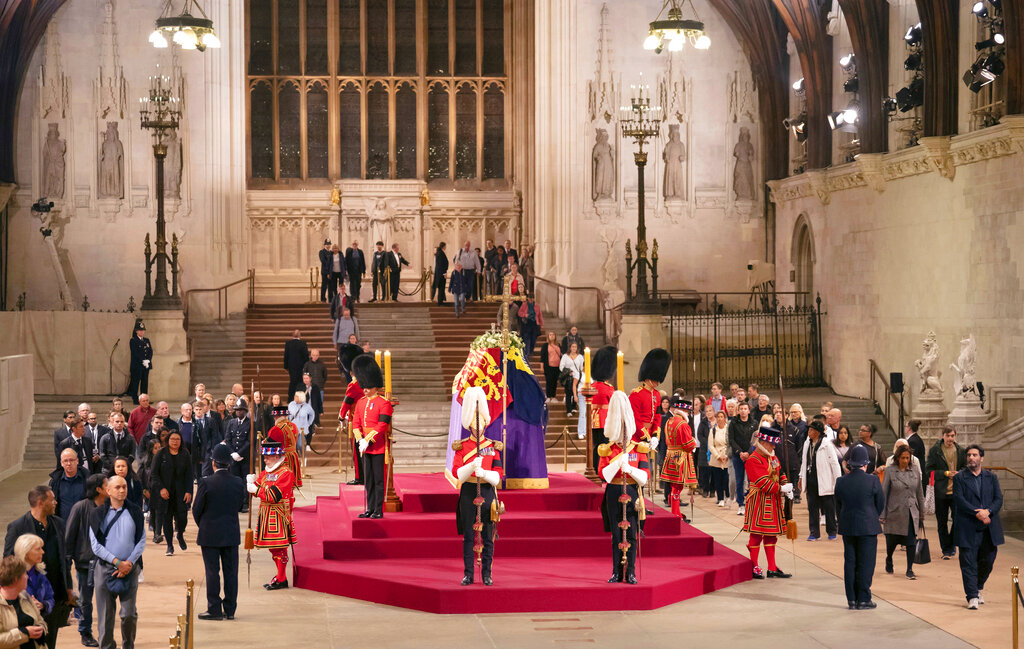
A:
914,526,931,564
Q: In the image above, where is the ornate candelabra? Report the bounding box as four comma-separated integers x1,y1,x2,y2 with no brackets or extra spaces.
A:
139,71,182,310
619,79,661,304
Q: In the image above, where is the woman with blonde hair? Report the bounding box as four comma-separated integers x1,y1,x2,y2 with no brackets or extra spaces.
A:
708,409,732,506
288,391,316,462
11,536,52,618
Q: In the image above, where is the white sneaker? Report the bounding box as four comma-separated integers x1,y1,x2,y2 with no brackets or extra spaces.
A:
978,591,985,604
967,598,979,610
717,500,725,507
737,506,745,516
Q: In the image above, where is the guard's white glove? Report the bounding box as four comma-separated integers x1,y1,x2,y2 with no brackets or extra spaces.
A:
358,439,369,454
626,464,648,487
455,462,476,483
693,438,701,449
246,482,258,494
245,474,256,484
142,360,150,368
481,469,501,488
473,456,483,469
474,466,486,478
781,483,794,500
231,453,243,462
650,436,659,451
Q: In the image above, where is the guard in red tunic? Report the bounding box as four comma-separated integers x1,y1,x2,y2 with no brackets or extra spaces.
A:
451,386,504,586
588,346,618,471
662,395,697,520
351,355,393,519
246,428,298,590
598,391,650,584
742,425,794,579
338,377,364,485
628,348,670,444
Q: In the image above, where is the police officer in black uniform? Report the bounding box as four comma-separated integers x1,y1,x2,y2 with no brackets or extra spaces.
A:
193,443,246,621
127,320,153,404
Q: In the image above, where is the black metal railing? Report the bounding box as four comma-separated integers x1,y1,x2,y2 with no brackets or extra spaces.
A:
869,359,908,436
667,293,824,393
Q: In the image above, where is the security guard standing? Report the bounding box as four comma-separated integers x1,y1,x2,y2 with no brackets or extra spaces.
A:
127,320,153,404
193,443,246,621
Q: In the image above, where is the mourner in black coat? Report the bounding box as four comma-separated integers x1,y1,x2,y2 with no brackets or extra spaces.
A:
149,431,194,555
953,445,1004,606
283,332,310,401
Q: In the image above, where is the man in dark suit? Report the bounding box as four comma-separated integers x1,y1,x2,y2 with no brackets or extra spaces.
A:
834,445,885,610
345,240,367,302
283,329,309,399
369,241,386,302
127,321,152,405
58,416,101,474
195,400,222,478
318,239,332,303
193,443,246,621
953,444,1004,609
54,410,76,459
4,485,73,649
97,412,136,474
431,242,448,305
387,243,409,301
904,419,926,485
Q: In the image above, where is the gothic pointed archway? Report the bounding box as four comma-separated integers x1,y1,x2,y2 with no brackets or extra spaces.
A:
791,213,815,308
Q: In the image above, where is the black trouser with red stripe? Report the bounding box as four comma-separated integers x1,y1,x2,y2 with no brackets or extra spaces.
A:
363,453,385,515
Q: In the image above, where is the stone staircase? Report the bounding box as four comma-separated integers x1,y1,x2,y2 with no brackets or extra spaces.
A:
240,303,452,468
778,387,897,448
187,313,246,400
23,395,111,471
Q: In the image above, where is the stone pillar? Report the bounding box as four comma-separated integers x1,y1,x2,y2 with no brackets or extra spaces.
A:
911,393,948,447
947,394,987,447
141,309,190,401
618,313,668,392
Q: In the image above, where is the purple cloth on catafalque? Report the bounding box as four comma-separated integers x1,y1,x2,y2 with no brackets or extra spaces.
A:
445,395,549,488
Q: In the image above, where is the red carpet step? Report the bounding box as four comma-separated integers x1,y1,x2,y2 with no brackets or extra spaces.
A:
292,473,751,613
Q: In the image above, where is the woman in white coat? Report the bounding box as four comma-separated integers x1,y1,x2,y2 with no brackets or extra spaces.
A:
798,419,842,540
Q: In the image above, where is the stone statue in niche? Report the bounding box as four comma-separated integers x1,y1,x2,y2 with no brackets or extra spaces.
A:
592,128,614,201
365,197,394,246
662,124,686,199
950,334,978,398
914,330,944,395
733,126,756,201
42,123,66,199
164,130,182,198
599,228,620,290
98,121,124,199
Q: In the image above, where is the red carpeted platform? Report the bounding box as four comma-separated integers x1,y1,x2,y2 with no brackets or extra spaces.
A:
292,472,751,613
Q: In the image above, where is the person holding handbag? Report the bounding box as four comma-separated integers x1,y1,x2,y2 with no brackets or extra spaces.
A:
881,446,926,579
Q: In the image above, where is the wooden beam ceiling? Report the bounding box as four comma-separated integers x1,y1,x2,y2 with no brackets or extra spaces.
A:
837,0,888,153
915,0,958,136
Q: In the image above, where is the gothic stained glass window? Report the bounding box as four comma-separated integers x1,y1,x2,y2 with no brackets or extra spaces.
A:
250,82,274,178
339,84,361,178
454,84,477,178
428,85,449,179
307,81,329,178
247,0,508,184
305,0,328,75
395,83,418,178
278,82,302,178
366,83,389,179
277,0,301,75
482,84,504,180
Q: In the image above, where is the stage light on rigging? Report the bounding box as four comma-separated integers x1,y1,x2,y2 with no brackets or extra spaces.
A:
843,76,858,94
973,1,988,17
839,53,855,71
905,22,922,46
895,77,924,112
792,77,805,92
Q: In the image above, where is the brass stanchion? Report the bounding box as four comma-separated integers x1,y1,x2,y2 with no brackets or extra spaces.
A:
580,383,598,482
1013,565,1020,649
381,266,392,302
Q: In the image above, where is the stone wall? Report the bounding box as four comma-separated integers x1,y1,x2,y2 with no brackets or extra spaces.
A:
0,355,34,481
770,118,1024,420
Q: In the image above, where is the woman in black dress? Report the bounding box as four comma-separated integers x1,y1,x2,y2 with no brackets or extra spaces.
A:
150,431,194,556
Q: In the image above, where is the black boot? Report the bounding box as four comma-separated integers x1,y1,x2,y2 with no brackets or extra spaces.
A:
461,575,473,586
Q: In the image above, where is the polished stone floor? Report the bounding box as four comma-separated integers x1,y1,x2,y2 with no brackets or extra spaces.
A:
3,464,1013,649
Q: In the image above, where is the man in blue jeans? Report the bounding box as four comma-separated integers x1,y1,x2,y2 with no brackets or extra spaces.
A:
449,261,468,317
728,401,757,515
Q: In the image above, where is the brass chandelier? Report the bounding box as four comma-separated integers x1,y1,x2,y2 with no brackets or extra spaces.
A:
149,0,221,51
643,0,710,53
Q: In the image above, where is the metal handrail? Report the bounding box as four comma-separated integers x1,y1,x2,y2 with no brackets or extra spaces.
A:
533,276,608,334
988,466,1024,481
869,358,908,436
183,269,255,327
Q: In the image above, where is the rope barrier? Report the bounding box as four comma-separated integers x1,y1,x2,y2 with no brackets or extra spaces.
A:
1016,580,1024,610
398,270,432,297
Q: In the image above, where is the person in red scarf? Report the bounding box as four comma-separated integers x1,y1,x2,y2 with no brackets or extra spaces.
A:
742,424,794,579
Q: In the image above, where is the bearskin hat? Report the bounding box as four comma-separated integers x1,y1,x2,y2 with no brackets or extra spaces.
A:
352,354,384,390
591,346,618,383
637,348,671,384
